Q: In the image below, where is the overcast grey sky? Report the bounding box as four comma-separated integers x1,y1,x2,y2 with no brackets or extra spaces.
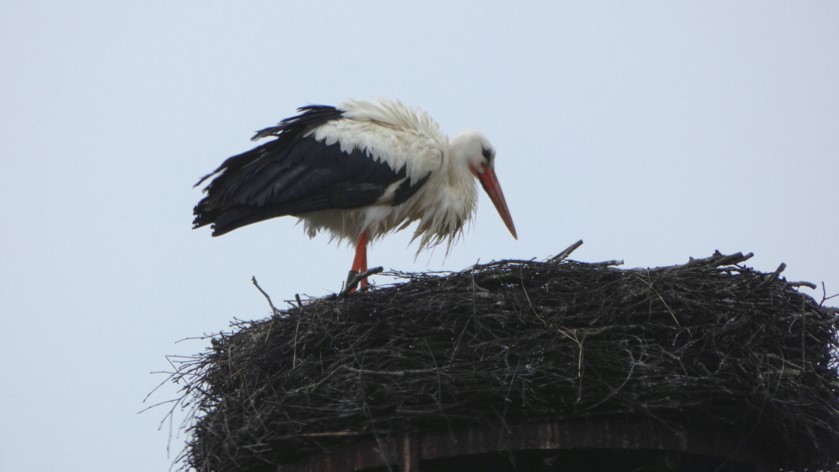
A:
1,2,837,471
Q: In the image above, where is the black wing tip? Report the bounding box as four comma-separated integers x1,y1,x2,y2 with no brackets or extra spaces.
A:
192,216,228,237
296,104,335,113
191,213,209,230
193,103,348,235
192,201,215,231
193,172,216,188
251,126,279,142
208,225,227,237
250,104,344,141
193,226,227,238
194,202,273,237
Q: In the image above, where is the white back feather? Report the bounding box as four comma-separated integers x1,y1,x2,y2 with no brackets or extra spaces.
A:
299,99,484,254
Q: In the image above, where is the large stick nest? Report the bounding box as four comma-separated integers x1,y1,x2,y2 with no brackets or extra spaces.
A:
169,248,839,471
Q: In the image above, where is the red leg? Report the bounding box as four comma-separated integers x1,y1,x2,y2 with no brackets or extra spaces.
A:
349,231,369,292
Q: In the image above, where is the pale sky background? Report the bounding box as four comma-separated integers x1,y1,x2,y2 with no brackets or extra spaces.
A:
1,2,837,471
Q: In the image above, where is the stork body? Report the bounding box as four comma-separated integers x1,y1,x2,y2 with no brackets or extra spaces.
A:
193,99,516,290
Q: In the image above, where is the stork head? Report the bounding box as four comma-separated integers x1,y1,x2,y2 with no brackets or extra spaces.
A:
451,131,518,239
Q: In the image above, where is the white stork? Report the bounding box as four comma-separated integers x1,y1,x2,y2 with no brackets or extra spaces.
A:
193,98,517,291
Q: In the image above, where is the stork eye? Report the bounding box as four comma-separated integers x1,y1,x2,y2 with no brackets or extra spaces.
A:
481,147,492,160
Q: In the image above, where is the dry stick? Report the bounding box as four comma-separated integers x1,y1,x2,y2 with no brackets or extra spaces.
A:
591,259,624,267
549,239,584,263
344,366,442,376
636,272,681,327
668,250,754,271
758,262,787,288
789,281,818,289
709,251,754,267
292,315,302,370
291,293,304,367
251,276,278,314
822,282,839,304
470,260,490,295
340,266,385,297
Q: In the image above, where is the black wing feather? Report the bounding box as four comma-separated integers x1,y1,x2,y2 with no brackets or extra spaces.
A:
193,105,429,236
193,105,343,189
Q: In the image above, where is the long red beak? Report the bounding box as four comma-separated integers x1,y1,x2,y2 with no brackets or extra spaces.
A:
476,167,518,239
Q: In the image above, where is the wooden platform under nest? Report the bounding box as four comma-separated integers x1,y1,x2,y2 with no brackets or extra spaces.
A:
167,244,839,472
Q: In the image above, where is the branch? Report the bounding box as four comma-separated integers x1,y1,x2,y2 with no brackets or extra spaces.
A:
549,239,584,263
667,250,754,271
251,276,279,314
758,262,787,288
590,259,624,267
340,266,384,297
821,281,839,305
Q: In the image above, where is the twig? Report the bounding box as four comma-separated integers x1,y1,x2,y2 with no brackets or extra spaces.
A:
340,266,384,297
285,293,305,370
660,250,754,272
549,239,584,263
251,276,278,314
590,259,624,267
710,251,754,267
821,282,839,305
636,272,681,327
292,315,301,370
758,263,787,288
470,260,490,297
344,366,443,376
